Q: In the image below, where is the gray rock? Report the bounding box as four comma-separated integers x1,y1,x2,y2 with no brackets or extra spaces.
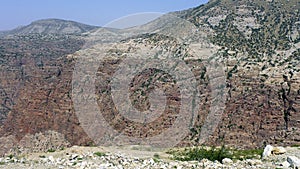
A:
287,156,300,168
281,161,290,168
272,147,287,155
71,154,78,160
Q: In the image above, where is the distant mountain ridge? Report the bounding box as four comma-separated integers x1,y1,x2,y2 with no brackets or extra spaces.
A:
2,19,99,36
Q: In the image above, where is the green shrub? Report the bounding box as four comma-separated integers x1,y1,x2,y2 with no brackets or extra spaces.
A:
8,154,13,159
154,153,160,159
231,149,263,160
167,146,263,162
94,152,106,157
168,145,231,162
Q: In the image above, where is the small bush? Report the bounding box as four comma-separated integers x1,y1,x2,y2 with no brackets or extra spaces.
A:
47,149,55,153
8,155,13,159
153,153,160,159
94,152,106,157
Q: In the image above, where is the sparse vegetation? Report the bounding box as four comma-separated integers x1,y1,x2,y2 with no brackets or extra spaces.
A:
167,146,263,162
153,154,161,163
47,149,56,153
167,146,231,162
8,154,14,159
94,152,106,157
153,153,160,159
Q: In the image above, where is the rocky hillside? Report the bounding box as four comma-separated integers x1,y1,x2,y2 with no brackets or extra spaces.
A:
178,0,300,55
0,34,93,155
175,0,300,148
0,0,299,157
3,19,99,35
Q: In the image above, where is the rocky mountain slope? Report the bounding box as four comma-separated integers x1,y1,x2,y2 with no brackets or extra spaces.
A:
0,34,93,155
0,0,299,157
2,19,99,36
175,0,300,148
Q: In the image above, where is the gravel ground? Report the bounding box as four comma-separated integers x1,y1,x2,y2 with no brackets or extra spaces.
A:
0,146,299,169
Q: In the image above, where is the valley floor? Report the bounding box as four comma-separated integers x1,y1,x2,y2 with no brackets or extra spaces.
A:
0,145,299,169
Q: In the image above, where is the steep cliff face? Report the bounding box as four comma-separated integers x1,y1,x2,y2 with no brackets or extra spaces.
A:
0,0,299,155
0,34,94,155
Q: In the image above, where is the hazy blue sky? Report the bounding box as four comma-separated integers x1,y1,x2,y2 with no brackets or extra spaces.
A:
0,0,209,31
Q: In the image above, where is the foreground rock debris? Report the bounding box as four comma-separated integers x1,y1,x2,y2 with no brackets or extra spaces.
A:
0,146,299,169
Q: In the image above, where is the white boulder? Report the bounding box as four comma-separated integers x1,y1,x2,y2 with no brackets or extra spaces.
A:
262,145,273,158
222,158,233,164
48,156,55,163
